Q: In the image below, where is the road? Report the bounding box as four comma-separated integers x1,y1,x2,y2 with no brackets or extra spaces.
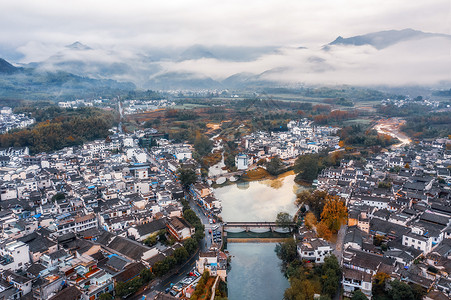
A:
333,224,347,263
138,193,217,299
137,251,199,299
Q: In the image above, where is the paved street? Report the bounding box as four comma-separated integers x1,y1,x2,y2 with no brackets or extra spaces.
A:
333,224,347,263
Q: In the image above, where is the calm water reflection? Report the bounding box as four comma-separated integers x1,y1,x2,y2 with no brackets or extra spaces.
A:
215,174,303,222
227,243,289,300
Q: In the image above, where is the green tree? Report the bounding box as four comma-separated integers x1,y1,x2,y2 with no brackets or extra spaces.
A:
321,255,341,298
275,212,293,230
143,235,157,246
184,238,198,254
51,193,65,202
140,268,154,284
294,154,319,182
389,280,415,300
275,238,298,265
194,132,213,156
266,156,284,175
173,247,189,264
98,293,113,300
177,168,197,188
352,290,368,300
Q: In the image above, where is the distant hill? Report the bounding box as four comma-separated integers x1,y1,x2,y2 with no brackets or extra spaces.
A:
147,72,222,90
178,45,216,61
0,58,20,74
327,28,451,49
65,41,92,51
0,57,135,100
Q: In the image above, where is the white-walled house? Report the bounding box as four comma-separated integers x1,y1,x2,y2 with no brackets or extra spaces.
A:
297,238,333,263
0,241,30,272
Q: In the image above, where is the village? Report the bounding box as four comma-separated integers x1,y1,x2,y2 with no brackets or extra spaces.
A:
0,107,35,134
0,116,449,300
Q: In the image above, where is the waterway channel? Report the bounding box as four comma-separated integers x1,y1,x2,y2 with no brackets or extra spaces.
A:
227,243,290,300
215,174,303,222
213,173,304,299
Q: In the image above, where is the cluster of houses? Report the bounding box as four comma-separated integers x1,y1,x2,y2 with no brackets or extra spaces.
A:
123,99,175,115
311,138,451,299
0,128,225,299
0,107,35,134
380,97,440,108
237,119,340,169
57,99,111,109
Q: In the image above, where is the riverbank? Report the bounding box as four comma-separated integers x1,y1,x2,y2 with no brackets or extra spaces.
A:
211,168,303,189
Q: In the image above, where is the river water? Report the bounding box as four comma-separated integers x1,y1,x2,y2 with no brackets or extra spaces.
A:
227,243,289,300
215,174,302,222
213,174,303,299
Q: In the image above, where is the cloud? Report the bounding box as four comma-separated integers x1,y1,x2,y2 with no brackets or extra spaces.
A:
1,0,449,49
157,36,451,86
1,0,450,87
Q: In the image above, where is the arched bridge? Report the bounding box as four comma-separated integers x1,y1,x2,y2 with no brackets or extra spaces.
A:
223,222,296,232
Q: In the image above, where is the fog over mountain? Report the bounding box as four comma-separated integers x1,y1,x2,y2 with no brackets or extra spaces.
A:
7,29,448,90
1,0,450,90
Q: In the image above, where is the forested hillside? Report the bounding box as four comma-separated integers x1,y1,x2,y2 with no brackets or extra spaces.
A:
0,107,118,154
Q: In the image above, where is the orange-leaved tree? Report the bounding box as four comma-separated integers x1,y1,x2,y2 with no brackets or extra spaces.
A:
305,212,317,229
320,195,348,233
316,222,332,240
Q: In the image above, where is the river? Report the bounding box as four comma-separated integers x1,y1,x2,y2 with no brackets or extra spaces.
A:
214,174,303,222
213,173,302,299
227,243,289,300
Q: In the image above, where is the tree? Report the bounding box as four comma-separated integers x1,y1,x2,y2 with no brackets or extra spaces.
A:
305,212,317,229
275,238,298,265
173,247,189,264
316,222,332,240
184,238,198,255
194,132,213,156
389,280,415,300
321,255,341,298
296,190,328,219
143,234,157,246
294,154,319,182
51,193,65,202
320,195,347,233
352,290,368,300
284,277,316,300
224,154,235,169
140,268,154,283
98,293,113,300
372,272,390,299
276,212,293,230
177,168,197,188
266,157,284,176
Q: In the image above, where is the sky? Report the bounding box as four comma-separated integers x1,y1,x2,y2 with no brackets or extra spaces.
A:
1,0,450,87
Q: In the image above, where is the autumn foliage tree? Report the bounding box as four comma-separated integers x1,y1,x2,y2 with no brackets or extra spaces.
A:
316,222,332,240
304,212,317,229
320,196,348,233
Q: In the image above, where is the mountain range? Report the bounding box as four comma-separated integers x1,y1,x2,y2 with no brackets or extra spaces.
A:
1,28,450,92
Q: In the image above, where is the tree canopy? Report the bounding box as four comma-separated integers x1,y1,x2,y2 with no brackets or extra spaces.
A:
177,168,197,188
266,156,285,176
0,107,118,154
276,212,293,230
